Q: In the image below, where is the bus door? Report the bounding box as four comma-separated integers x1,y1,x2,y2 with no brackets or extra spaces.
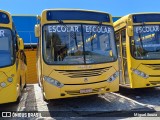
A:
115,32,123,84
120,29,130,85
116,29,130,85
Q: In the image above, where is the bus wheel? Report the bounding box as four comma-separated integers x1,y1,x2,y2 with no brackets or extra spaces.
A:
24,83,27,88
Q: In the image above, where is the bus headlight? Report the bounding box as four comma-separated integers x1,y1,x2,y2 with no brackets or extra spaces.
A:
106,71,119,82
43,76,64,88
132,68,149,79
0,82,7,88
8,77,13,82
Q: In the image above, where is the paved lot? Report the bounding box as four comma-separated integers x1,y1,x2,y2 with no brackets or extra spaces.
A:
0,84,160,119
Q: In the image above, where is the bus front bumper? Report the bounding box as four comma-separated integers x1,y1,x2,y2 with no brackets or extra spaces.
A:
43,78,119,100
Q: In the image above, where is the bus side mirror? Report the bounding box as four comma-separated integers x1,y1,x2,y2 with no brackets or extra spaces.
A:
35,24,40,37
127,26,133,36
18,38,24,50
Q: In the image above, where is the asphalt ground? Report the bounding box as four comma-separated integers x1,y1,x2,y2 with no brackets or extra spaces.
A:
0,84,160,119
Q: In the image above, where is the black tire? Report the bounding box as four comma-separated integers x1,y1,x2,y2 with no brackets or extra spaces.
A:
24,83,27,88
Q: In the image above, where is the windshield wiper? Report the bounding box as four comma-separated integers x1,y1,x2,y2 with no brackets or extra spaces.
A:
89,21,103,51
137,23,160,53
138,22,145,48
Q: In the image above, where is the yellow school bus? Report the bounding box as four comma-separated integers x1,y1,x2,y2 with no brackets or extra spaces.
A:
114,13,160,88
35,9,119,100
0,10,27,104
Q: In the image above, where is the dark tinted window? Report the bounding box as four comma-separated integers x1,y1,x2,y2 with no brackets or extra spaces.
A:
133,14,160,23
47,10,110,22
0,12,9,24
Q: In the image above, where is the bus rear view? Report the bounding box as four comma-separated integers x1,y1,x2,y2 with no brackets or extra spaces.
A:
35,9,119,100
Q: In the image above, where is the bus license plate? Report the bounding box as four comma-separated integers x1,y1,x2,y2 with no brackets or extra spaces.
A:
80,88,92,93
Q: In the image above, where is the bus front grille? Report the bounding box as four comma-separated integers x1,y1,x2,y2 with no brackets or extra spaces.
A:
55,66,112,78
149,75,160,77
143,64,160,70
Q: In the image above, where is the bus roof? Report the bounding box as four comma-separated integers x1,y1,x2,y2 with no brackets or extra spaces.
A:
41,8,110,15
41,9,112,23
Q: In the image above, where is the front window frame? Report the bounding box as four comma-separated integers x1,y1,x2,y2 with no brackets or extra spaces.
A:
42,23,118,65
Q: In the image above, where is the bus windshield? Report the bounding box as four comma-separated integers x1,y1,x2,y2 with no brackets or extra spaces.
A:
0,28,14,67
131,25,160,59
43,24,117,64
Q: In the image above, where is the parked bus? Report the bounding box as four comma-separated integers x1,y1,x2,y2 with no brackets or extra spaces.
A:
114,13,160,88
0,10,27,104
35,9,119,100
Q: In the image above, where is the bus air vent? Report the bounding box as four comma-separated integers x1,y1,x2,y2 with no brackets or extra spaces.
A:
55,66,112,78
143,64,160,70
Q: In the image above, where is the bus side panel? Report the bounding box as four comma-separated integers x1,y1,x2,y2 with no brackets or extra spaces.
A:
0,83,17,104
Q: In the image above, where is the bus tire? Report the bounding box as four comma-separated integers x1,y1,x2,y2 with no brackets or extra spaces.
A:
24,83,27,89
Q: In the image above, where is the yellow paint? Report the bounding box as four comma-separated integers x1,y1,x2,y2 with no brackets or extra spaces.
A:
114,12,160,88
0,10,27,104
36,9,119,100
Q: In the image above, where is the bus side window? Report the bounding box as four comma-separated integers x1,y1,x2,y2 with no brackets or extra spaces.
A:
121,29,126,57
131,37,135,57
115,32,120,56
